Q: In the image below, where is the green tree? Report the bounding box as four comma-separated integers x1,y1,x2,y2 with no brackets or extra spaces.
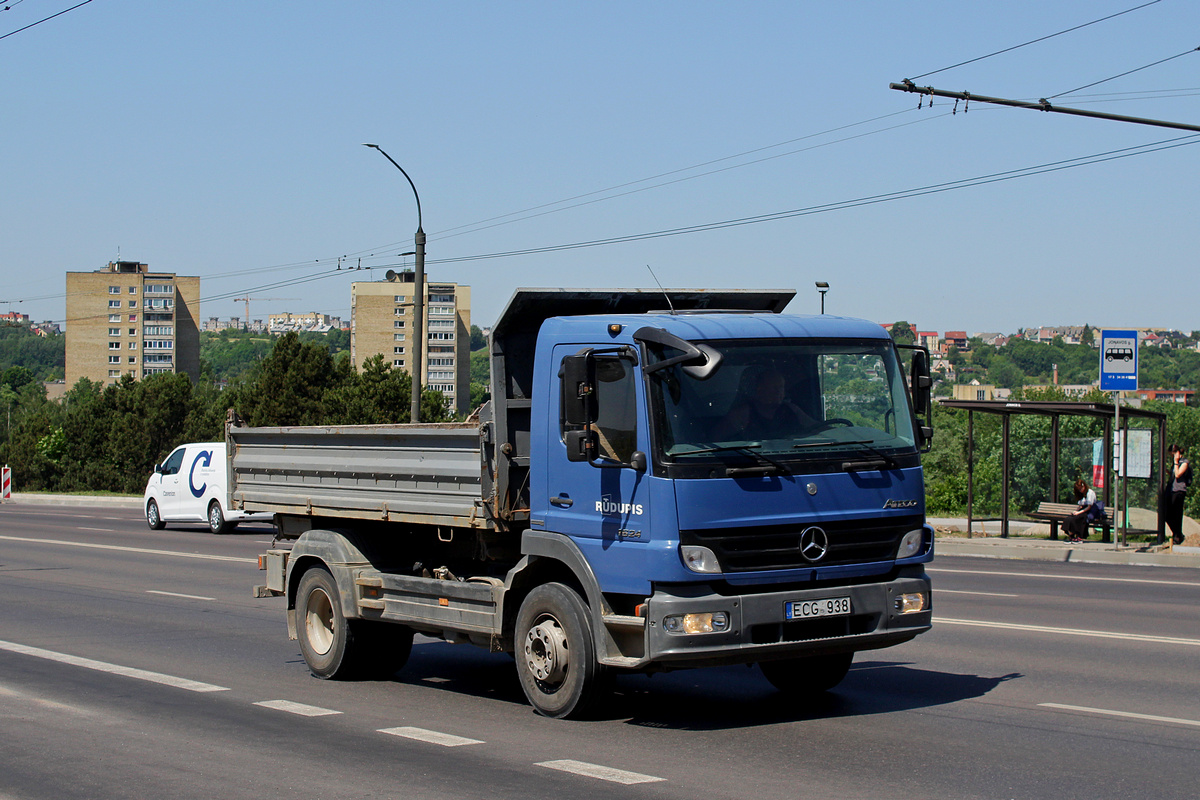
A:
233,332,342,426
889,321,915,346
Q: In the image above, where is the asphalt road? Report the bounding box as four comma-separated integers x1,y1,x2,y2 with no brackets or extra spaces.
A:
1,505,1197,800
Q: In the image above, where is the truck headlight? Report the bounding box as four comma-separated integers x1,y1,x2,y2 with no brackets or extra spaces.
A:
680,545,721,574
663,611,730,634
897,529,925,559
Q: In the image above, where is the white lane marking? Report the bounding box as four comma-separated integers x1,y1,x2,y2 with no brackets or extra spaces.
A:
0,639,229,693
0,534,255,564
254,700,342,717
79,527,117,532
930,567,1199,588
938,589,1019,597
536,760,665,785
378,726,483,747
1040,703,1200,728
935,617,1200,647
146,590,216,601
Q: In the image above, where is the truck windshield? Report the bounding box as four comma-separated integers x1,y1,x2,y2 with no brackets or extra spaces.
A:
645,338,918,473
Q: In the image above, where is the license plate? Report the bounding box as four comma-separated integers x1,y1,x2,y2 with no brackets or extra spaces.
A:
785,596,851,620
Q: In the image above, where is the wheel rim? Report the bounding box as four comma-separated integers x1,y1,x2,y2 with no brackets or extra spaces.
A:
524,615,569,686
209,505,221,530
304,587,336,655
148,502,158,525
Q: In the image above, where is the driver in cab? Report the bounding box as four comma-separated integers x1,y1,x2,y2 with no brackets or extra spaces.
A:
714,367,816,441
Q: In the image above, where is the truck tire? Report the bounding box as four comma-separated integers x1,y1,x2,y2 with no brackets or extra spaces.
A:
759,652,854,694
514,582,605,719
295,567,411,680
207,500,238,534
146,499,165,530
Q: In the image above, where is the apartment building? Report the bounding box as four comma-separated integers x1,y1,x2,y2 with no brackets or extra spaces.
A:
268,311,342,334
65,261,200,386
350,272,470,415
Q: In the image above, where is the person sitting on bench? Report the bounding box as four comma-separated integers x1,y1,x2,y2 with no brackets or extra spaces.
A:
1064,479,1098,543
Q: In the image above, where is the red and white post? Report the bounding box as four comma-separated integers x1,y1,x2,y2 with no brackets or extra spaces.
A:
2,464,11,502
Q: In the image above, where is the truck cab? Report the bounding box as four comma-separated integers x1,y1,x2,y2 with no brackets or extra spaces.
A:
522,301,933,675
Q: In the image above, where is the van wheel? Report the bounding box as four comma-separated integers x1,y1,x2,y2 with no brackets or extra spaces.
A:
207,501,237,534
515,583,605,719
295,567,400,679
146,499,165,530
759,652,854,694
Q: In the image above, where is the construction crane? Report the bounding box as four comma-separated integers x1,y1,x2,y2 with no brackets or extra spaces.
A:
232,297,297,330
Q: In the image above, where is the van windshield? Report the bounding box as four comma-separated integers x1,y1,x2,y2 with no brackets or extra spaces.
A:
645,338,918,474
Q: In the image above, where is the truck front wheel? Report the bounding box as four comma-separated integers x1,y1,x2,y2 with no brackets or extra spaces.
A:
759,652,854,694
515,583,605,719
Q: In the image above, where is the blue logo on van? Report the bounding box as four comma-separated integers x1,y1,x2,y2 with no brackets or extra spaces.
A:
189,450,213,498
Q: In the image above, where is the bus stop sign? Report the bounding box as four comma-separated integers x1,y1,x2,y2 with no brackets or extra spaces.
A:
1100,329,1138,391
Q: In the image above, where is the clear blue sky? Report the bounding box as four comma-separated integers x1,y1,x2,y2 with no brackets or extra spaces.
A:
3,1,1198,335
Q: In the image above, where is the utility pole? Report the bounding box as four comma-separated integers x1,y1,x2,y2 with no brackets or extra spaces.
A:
890,81,1200,133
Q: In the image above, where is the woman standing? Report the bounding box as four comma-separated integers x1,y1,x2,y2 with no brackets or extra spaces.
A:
1165,444,1192,546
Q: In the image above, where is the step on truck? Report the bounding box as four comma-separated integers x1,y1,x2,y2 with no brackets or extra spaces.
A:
238,288,935,718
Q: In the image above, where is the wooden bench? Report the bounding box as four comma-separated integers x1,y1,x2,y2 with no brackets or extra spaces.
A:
1028,501,1115,542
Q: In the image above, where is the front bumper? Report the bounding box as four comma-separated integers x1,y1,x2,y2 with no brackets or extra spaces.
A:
644,570,931,667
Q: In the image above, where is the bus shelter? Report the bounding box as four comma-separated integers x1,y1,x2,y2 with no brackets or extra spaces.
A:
938,399,1167,544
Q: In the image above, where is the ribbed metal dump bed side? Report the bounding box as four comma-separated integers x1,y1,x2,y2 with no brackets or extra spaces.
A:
228,423,486,528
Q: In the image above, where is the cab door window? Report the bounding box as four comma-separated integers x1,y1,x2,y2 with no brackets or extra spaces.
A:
560,356,638,463
161,448,186,475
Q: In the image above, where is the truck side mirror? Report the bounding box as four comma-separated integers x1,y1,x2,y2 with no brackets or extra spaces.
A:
560,353,597,426
154,463,163,474
909,348,932,418
634,327,723,380
564,429,597,462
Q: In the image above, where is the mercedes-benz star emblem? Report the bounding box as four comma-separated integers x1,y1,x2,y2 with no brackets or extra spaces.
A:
799,526,829,562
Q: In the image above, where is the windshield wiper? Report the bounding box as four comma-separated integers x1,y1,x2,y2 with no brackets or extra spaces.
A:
792,438,874,449
840,442,899,471
673,443,763,456
672,443,790,477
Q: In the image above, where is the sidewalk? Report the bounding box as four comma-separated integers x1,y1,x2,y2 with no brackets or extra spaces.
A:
931,517,1200,570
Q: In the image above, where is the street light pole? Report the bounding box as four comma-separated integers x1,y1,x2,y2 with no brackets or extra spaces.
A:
363,144,425,423
815,281,829,314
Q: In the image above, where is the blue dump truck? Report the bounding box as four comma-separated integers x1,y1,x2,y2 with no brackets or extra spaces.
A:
236,289,934,718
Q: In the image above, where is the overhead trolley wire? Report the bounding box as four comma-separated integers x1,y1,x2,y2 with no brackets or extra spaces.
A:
434,112,946,241
1048,46,1200,98
431,108,921,240
423,134,1200,266
907,0,1165,81
0,0,96,42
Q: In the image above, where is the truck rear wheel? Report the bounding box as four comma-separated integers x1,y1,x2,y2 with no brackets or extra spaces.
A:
759,652,854,694
295,567,412,679
515,583,604,719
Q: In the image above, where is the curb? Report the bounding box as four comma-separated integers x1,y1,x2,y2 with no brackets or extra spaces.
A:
936,537,1200,569
4,493,143,509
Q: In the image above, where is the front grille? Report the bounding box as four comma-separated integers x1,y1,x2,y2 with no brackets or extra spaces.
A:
681,514,922,572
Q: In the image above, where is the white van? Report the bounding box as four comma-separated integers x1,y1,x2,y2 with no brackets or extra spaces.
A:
144,442,272,533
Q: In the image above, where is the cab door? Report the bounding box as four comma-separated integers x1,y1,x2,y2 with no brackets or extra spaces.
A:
155,446,187,519
540,346,652,594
